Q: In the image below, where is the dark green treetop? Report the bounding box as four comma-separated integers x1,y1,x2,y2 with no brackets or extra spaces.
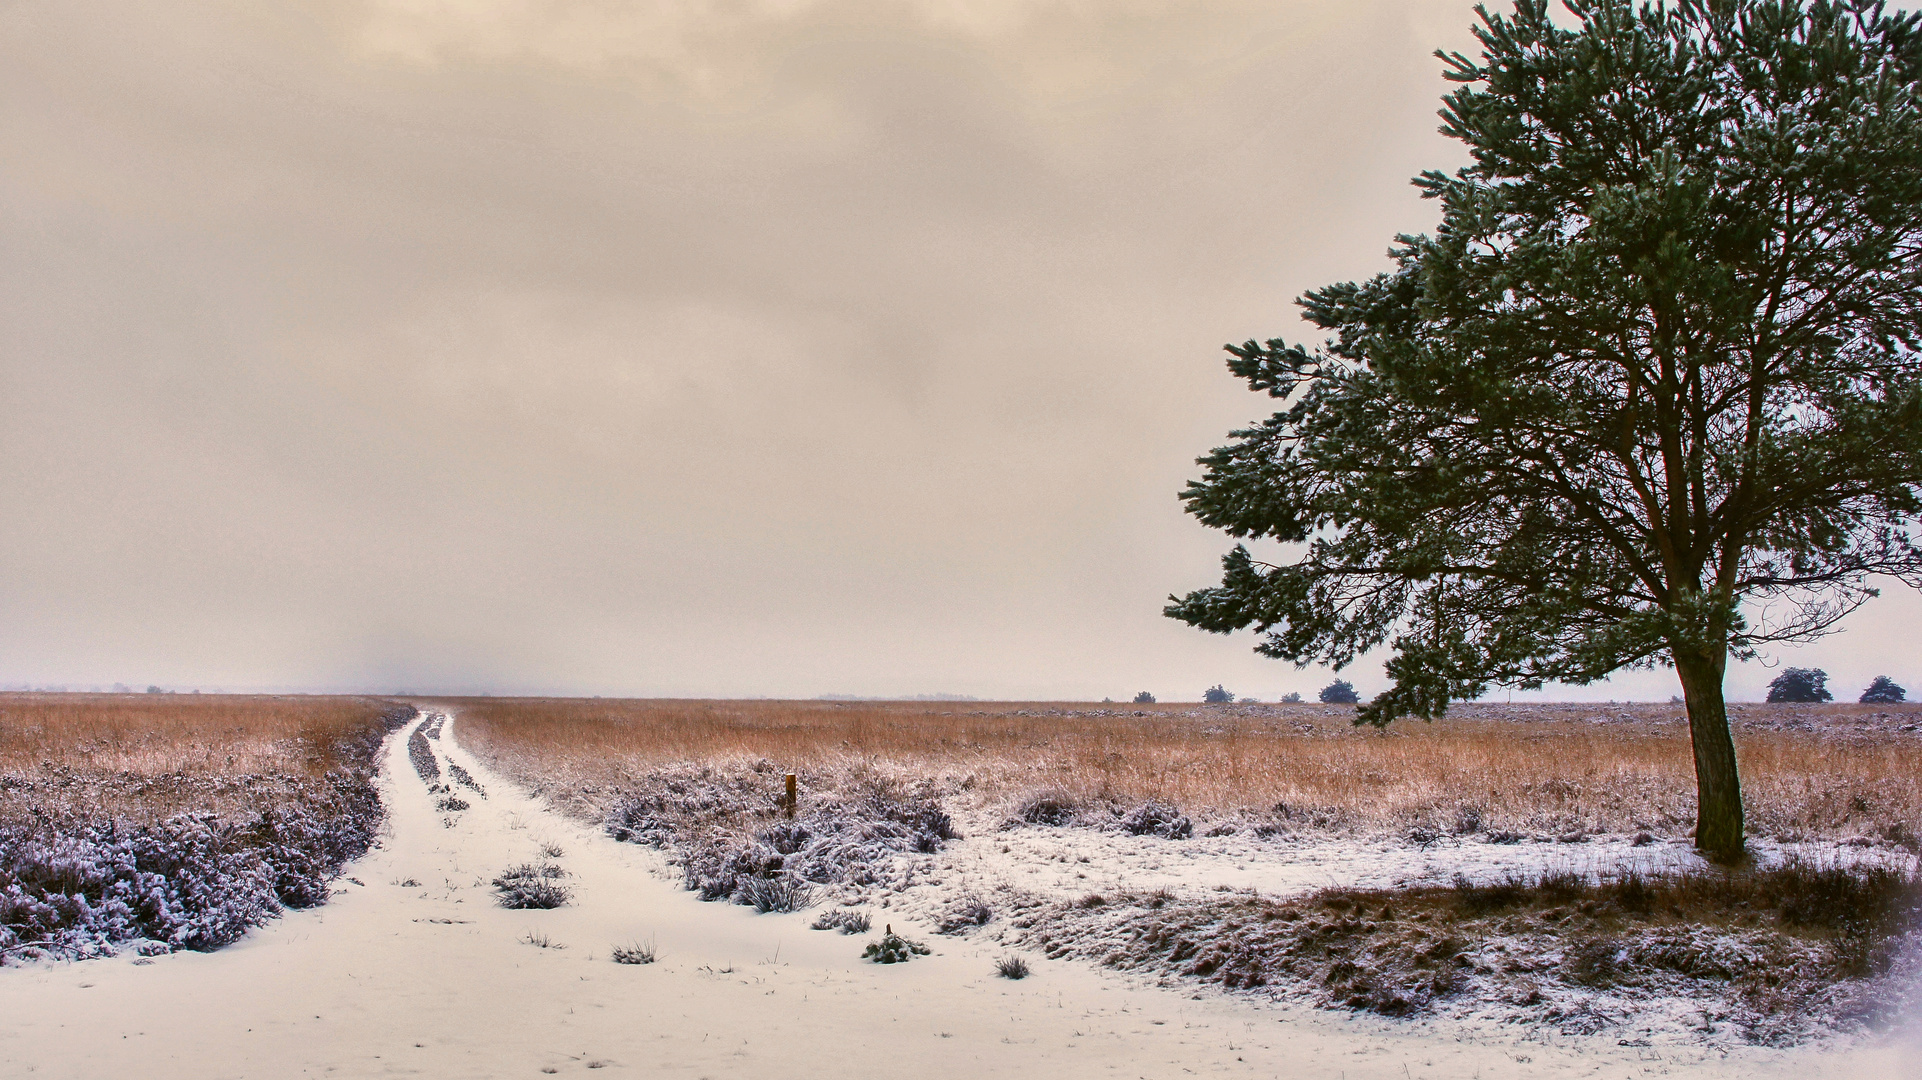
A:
1169,0,1922,729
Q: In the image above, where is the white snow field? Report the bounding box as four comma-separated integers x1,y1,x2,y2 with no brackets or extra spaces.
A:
1,711,1915,1080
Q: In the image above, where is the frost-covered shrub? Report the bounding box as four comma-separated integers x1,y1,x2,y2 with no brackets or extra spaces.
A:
1017,791,1078,827
436,795,470,813
812,908,871,934
937,898,994,934
446,762,485,797
608,768,960,911
408,727,441,784
740,874,814,913
493,863,571,909
1119,801,1192,839
996,954,1031,979
0,705,414,961
863,927,930,964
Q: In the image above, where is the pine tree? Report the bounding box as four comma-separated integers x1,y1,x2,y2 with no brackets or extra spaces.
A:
1168,1,1922,861
1860,675,1907,703
1765,667,1832,702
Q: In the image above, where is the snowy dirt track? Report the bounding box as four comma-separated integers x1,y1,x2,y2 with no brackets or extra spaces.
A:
1,710,1916,1080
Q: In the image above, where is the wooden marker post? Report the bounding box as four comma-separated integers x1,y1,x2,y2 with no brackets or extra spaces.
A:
785,773,797,819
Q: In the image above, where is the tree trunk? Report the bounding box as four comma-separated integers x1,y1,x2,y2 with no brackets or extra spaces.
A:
1674,647,1745,863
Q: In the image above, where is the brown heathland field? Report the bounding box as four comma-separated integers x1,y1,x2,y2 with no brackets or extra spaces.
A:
0,693,407,825
453,697,1922,843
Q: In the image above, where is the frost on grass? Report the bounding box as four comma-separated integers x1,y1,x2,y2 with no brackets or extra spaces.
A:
936,897,994,934
446,762,485,798
812,908,871,934
0,705,416,961
1014,862,1922,1045
493,863,572,909
864,927,931,963
408,727,441,785
603,764,959,910
610,939,656,964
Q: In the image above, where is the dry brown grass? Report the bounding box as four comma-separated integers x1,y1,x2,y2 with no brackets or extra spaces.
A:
453,697,1922,842
0,693,405,824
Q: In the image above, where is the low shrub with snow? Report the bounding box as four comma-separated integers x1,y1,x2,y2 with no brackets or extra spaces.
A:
446,762,485,797
863,926,930,964
605,765,959,910
811,908,871,934
0,705,415,962
1013,861,1922,1044
1117,801,1192,839
936,898,994,934
408,727,441,784
493,863,572,909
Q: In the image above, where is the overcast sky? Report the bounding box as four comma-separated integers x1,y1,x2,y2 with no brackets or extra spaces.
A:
2,0,1915,702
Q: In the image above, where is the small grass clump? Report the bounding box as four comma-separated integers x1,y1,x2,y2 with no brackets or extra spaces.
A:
494,863,572,909
995,954,1031,979
610,939,656,965
812,908,871,934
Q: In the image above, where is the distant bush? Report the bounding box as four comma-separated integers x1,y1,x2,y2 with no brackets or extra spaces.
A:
1860,676,1907,704
1767,667,1832,703
1319,679,1359,704
1202,685,1234,704
1119,800,1193,839
1132,691,1156,704
1279,692,1304,704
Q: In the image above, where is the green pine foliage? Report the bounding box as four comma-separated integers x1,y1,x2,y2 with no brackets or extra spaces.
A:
1167,0,1922,860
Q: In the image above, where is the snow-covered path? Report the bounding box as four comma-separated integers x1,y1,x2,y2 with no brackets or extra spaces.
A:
0,710,1913,1079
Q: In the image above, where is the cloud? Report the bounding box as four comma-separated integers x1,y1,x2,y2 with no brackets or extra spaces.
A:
3,0,1909,699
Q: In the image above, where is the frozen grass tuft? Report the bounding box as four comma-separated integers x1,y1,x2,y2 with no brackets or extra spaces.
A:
740,874,815,913
811,908,871,934
995,954,1031,979
446,762,485,797
520,930,563,949
610,938,657,965
493,863,572,909
937,898,994,934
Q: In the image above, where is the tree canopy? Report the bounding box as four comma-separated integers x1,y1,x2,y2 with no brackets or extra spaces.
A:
1168,0,1922,859
1764,666,1832,701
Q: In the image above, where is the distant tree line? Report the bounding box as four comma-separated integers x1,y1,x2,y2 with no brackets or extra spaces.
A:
1765,668,1907,703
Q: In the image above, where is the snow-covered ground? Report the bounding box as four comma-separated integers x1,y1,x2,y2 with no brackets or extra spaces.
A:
0,710,1915,1079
